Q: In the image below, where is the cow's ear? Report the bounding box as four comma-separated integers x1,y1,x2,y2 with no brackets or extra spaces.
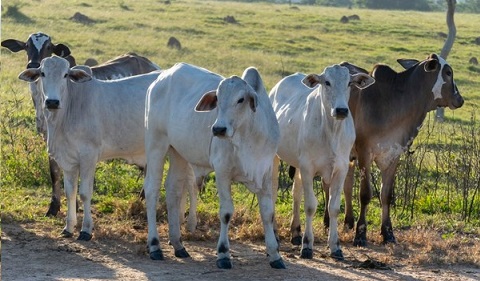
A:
18,68,41,82
424,58,439,72
246,87,258,113
1,39,26,52
68,69,92,83
351,73,375,90
397,58,419,70
302,74,323,88
195,90,217,112
53,43,72,58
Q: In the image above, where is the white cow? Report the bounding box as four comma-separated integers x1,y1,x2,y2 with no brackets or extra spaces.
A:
143,63,285,269
18,56,162,240
270,65,374,260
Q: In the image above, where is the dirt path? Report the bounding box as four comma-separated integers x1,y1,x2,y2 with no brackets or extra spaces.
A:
1,222,479,281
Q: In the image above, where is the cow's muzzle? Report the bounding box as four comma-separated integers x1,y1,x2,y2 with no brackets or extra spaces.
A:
45,99,60,110
212,126,227,137
450,92,464,109
333,108,349,119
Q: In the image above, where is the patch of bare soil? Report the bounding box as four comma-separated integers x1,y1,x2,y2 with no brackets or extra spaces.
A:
1,222,479,281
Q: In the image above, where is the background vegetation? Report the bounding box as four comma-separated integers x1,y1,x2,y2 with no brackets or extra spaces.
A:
1,0,479,264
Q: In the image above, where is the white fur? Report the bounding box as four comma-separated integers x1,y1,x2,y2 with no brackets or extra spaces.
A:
432,57,447,100
19,56,161,238
143,63,282,267
270,65,374,258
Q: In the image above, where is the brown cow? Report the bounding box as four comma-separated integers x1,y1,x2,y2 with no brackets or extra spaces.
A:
341,54,463,246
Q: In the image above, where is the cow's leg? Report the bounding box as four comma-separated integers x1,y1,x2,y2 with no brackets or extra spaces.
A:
271,156,280,238
144,141,169,260
214,172,234,269
327,167,348,261
77,161,96,241
299,167,317,259
353,155,372,247
46,157,63,217
379,161,399,244
343,163,355,230
61,168,79,238
323,180,330,230
165,149,190,258
290,170,303,245
256,180,285,269
185,164,198,233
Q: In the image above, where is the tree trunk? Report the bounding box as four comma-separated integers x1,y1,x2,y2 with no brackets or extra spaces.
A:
436,0,457,122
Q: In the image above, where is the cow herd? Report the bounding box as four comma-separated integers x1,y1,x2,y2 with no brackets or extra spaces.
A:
2,32,464,269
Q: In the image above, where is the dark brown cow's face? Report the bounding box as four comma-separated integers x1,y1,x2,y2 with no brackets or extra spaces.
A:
1,32,71,69
425,54,464,110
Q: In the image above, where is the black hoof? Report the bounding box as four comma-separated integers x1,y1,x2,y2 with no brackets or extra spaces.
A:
291,236,302,246
383,236,396,244
60,229,73,238
45,204,60,217
330,249,344,260
77,231,92,241
175,248,190,258
382,230,397,244
353,236,367,247
216,257,232,269
150,249,164,260
270,258,286,269
300,248,313,259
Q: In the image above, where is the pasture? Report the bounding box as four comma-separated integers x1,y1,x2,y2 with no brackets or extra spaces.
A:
1,0,479,280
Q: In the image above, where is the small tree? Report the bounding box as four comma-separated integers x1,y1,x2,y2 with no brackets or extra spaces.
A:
435,0,457,122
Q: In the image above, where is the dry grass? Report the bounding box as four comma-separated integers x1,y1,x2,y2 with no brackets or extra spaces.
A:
77,200,480,268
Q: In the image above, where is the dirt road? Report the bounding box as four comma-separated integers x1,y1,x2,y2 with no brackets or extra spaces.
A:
1,222,479,281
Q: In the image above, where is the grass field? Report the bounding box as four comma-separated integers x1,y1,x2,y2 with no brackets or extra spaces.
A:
1,0,479,269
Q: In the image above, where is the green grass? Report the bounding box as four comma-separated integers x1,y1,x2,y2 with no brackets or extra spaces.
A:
1,0,479,241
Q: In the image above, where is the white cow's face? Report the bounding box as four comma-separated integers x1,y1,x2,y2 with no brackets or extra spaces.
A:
303,65,375,119
18,56,91,111
196,76,257,138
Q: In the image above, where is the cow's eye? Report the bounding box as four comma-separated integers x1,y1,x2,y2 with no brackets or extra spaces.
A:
41,72,45,77
325,81,331,86
446,70,452,76
237,97,244,104
64,73,68,78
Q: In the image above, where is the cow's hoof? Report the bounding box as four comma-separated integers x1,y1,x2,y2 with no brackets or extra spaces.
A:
150,249,164,260
300,248,313,259
45,203,60,217
175,248,190,258
291,236,302,246
77,231,92,241
216,257,232,269
270,258,286,269
382,232,397,244
330,249,344,261
60,229,73,238
353,237,367,247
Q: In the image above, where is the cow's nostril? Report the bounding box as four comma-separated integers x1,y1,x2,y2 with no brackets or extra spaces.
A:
27,62,40,69
45,99,60,109
212,126,227,136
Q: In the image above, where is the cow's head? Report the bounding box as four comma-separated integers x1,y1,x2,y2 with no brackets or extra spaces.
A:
302,64,375,120
399,54,464,110
2,32,73,69
196,75,258,138
18,56,91,111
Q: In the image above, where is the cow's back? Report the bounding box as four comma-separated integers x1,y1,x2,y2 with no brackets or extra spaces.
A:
146,63,223,167
60,71,161,165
